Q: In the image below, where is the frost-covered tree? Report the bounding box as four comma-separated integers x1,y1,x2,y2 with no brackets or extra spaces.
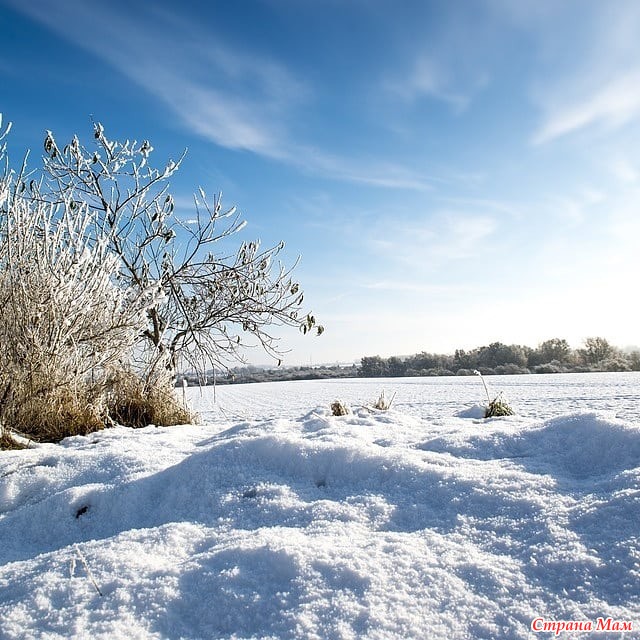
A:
581,337,614,366
0,115,322,440
358,356,388,377
0,115,160,439
476,342,527,369
0,197,159,386
538,338,571,363
30,122,322,378
528,338,572,367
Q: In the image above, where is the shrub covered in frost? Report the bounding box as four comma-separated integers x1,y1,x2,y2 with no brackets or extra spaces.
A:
533,360,566,374
0,114,319,442
0,118,160,440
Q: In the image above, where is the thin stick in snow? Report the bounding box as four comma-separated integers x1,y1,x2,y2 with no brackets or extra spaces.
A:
182,378,188,410
73,544,103,597
387,391,397,409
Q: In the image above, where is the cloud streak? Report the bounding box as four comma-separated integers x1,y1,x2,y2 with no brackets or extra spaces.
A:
4,1,298,156
533,70,640,144
366,210,498,272
5,0,436,191
386,56,472,112
503,0,640,144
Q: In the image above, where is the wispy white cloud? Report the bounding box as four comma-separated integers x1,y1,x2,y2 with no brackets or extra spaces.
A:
381,3,495,115
290,146,435,191
386,57,472,112
157,81,285,158
364,280,476,296
366,210,497,271
533,70,640,144
609,156,640,183
5,0,437,191
500,0,640,144
437,196,523,220
441,214,497,258
4,0,298,157
545,188,606,226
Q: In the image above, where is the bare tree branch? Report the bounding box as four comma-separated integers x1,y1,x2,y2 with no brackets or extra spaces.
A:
33,123,322,378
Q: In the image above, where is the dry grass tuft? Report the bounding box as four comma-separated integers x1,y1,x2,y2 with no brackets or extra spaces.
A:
106,370,192,428
0,367,193,450
474,370,515,418
330,400,350,416
6,390,105,443
0,427,27,450
373,390,395,411
484,393,515,418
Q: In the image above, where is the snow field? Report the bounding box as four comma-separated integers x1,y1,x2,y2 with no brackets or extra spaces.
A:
0,373,639,639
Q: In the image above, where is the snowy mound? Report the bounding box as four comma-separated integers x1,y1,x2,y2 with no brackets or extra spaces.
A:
521,412,640,479
455,404,486,419
421,411,640,480
1,396,639,639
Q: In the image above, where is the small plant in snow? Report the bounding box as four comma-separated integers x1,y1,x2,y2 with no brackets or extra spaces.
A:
474,370,514,418
373,390,396,411
485,392,515,417
72,544,103,597
330,400,350,416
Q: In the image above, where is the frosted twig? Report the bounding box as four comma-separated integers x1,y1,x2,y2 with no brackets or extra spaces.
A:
474,370,491,404
387,391,397,409
74,544,103,596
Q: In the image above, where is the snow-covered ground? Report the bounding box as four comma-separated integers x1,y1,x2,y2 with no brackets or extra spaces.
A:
1,372,639,639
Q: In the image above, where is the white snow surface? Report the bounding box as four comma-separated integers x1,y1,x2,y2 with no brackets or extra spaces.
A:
1,372,640,639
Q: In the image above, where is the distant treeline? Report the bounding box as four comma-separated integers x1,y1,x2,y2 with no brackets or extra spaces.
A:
178,364,358,386
359,337,640,378
177,337,639,386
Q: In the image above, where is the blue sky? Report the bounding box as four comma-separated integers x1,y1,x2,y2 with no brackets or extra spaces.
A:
1,0,639,365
